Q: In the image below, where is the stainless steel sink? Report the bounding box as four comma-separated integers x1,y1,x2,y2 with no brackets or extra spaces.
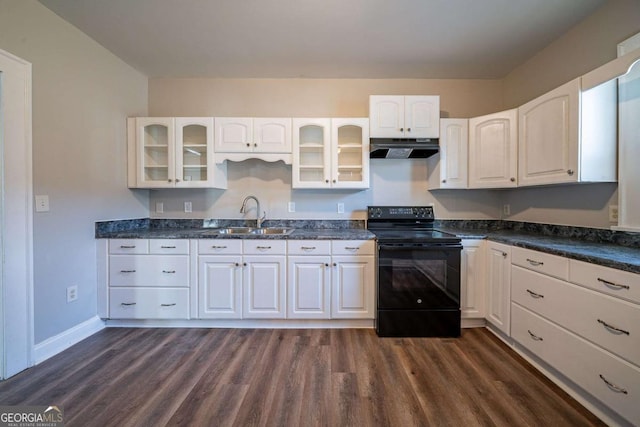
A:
213,227,294,236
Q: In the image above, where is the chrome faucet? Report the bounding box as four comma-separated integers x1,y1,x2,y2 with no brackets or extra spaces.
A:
240,195,266,228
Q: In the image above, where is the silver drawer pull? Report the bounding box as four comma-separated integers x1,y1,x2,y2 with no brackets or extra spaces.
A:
160,245,176,249
301,246,317,250
344,247,359,251
527,330,543,341
119,245,136,249
597,277,630,290
211,245,228,249
121,302,136,306
120,270,136,273
599,374,628,394
257,246,272,250
526,289,544,299
597,319,630,336
160,303,177,307
526,258,544,266
162,270,176,274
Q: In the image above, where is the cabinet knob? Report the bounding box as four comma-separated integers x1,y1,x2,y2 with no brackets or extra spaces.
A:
502,252,507,258
442,179,446,183
168,179,172,183
325,179,329,183
399,127,404,132
510,177,515,182
243,262,247,266
246,143,250,147
324,263,329,267
175,179,180,182
567,169,574,176
235,262,239,267
333,262,337,267
407,128,411,132
333,179,337,183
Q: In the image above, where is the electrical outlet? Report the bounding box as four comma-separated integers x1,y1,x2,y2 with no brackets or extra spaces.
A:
503,204,511,216
337,203,345,214
609,205,619,222
155,202,164,214
184,201,192,213
288,202,295,213
35,195,50,212
67,285,78,303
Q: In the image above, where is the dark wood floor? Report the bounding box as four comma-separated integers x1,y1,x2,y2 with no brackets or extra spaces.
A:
0,327,604,427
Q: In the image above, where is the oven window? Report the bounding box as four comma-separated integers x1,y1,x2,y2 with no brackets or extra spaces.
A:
377,246,460,310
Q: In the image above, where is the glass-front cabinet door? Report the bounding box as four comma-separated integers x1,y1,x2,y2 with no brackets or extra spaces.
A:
292,118,331,188
136,117,175,188
175,117,214,188
331,118,369,189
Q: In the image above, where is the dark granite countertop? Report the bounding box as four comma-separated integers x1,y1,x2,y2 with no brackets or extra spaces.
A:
437,226,640,274
95,218,375,241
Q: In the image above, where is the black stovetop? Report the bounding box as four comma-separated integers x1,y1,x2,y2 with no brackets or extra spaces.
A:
367,205,461,244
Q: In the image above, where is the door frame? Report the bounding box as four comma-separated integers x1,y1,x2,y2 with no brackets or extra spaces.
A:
0,48,34,379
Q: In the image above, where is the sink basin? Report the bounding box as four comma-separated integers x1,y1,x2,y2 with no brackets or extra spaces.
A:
213,227,295,236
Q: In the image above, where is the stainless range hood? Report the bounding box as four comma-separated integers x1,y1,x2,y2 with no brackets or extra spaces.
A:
370,138,439,159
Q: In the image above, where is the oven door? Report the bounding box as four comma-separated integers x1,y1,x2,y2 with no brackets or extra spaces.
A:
377,243,461,310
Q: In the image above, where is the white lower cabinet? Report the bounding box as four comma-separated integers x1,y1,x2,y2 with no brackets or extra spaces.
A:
512,303,640,425
110,288,189,319
243,255,287,319
288,255,332,319
461,239,485,320
198,255,243,319
485,241,511,335
331,255,375,319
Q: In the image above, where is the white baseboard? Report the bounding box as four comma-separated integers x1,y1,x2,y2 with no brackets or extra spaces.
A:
34,316,105,364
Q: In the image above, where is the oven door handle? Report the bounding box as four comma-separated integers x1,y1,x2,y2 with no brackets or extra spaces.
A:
378,244,462,250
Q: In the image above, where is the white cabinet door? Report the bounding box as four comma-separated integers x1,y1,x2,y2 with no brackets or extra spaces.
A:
461,239,485,319
369,95,440,138
253,118,292,153
214,117,253,152
198,255,243,319
292,118,332,188
331,118,370,189
518,79,580,186
287,256,332,319
369,95,404,138
405,95,440,138
175,117,216,188
135,117,175,188
468,109,518,188
331,255,375,319
429,118,469,189
243,255,286,319
485,241,511,335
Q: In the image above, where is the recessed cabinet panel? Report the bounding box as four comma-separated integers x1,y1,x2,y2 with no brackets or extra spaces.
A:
469,109,517,188
254,118,292,153
428,118,469,190
485,241,511,335
215,118,252,152
198,255,243,319
331,255,375,319
287,256,332,319
405,96,440,138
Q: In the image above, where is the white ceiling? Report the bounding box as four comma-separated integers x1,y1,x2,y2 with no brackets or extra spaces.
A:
38,0,606,79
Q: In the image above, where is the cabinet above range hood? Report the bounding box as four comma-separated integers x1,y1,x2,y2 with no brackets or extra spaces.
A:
370,138,439,159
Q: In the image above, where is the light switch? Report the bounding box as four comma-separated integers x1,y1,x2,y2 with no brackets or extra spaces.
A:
35,195,50,212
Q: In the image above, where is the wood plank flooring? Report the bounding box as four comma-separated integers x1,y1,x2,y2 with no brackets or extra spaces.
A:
0,328,605,427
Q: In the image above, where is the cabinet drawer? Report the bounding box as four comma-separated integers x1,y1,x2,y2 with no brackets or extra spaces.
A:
243,240,287,255
512,265,640,365
149,239,189,254
109,255,189,287
512,303,640,425
109,288,189,319
288,240,331,255
512,246,568,280
331,240,375,256
570,259,640,305
109,239,148,254
198,239,243,255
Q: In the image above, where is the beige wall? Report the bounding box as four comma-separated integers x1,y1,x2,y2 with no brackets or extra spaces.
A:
503,0,640,107
0,0,148,343
148,78,504,220
499,0,640,229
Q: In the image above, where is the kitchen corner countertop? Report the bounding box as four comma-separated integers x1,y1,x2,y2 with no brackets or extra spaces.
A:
438,227,640,274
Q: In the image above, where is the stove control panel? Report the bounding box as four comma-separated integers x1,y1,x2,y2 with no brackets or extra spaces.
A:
368,206,434,220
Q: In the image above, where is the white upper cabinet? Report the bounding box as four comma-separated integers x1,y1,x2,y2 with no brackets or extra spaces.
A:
468,109,518,188
292,118,369,189
518,78,617,187
128,117,227,189
369,95,440,138
214,117,292,163
427,118,469,189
